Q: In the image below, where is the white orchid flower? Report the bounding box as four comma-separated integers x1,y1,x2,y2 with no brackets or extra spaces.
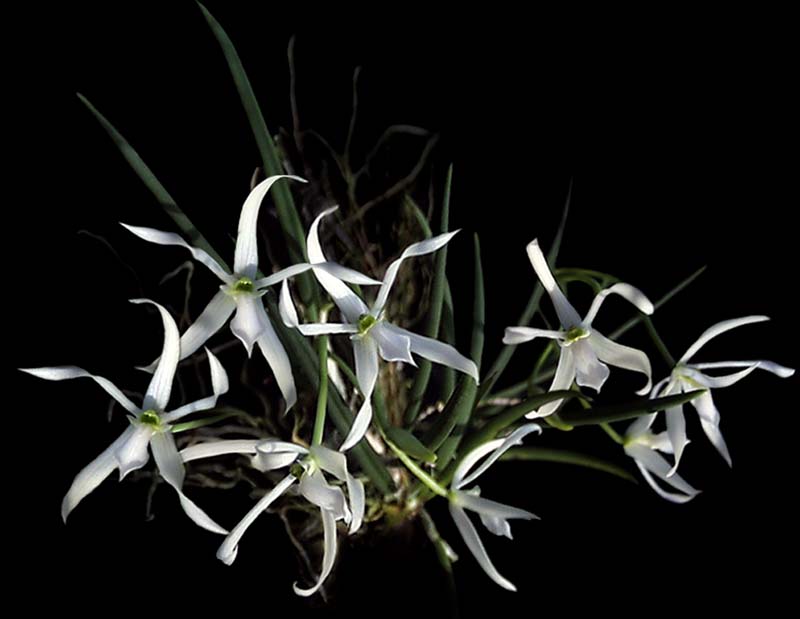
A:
622,414,702,504
649,315,795,473
122,175,380,412
504,239,654,418
20,299,229,533
180,438,364,597
448,424,541,591
280,206,479,450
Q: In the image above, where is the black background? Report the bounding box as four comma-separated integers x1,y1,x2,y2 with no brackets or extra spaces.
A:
9,3,797,615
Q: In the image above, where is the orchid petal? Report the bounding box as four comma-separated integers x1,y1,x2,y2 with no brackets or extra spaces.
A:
19,366,138,415
571,339,610,392
456,492,539,522
526,239,582,328
230,295,268,358
371,323,415,364
502,327,565,345
340,400,373,453
298,469,350,521
306,206,368,322
479,513,513,539
449,503,517,591
583,282,654,326
217,474,297,565
681,365,758,389
120,223,231,283
384,324,478,382
233,175,306,279
150,431,228,534
665,405,689,476
341,337,378,450
310,446,365,534
691,390,732,467
678,316,770,364
181,439,260,463
61,426,136,522
293,507,338,597
255,261,381,289
372,231,460,318
253,439,308,471
130,299,180,411
256,317,298,412
115,424,154,480
590,331,652,395
255,263,316,288
530,347,576,419
454,424,542,489
625,413,657,442
162,347,229,423
690,360,795,378
625,444,700,502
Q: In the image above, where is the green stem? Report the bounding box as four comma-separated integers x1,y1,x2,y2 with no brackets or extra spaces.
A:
643,317,676,368
388,441,449,498
600,422,625,445
312,336,329,446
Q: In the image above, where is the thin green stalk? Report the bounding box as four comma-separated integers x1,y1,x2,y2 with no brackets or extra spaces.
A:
388,441,448,498
600,422,625,445
644,316,676,368
312,336,329,446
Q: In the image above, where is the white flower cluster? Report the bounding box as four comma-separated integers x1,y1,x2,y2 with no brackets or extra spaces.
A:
21,175,793,595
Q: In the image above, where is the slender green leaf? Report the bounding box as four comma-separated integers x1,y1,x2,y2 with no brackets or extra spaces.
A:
501,447,637,483
406,165,453,424
559,390,704,426
477,180,572,403
197,2,314,304
439,283,456,400
77,94,230,271
385,427,437,464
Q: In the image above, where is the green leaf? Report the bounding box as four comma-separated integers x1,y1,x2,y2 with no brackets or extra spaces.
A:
559,390,705,426
405,165,453,424
197,2,314,303
439,282,457,400
385,427,437,464
77,94,230,272
501,447,637,483
477,180,572,403
170,408,244,433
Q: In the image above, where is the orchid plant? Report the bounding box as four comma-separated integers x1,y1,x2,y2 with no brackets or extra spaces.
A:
25,3,794,607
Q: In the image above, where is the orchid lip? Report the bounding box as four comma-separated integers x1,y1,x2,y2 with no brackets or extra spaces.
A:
563,326,590,346
357,313,379,335
139,409,162,427
230,276,256,295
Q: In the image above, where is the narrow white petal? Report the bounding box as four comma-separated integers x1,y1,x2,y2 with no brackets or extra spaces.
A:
233,175,306,279
502,327,565,345
526,239,582,328
530,348,576,418
650,376,673,399
624,413,657,442
230,295,268,358
678,315,770,364
294,508,338,597
19,366,138,414
353,337,379,402
256,439,310,456
690,360,795,378
151,432,228,534
115,424,154,480
162,348,229,423
130,299,180,411
217,474,297,565
255,263,316,289
449,503,517,592
180,440,260,463
454,424,542,489
306,207,368,322
371,323,415,364
372,231,460,317
299,323,360,336
590,331,652,395
298,469,350,521
256,317,298,412
313,262,382,286
120,223,230,283
61,426,135,522
456,492,539,521
633,459,697,504
571,339,610,392
385,323,478,382
583,282,654,326
665,405,689,476
682,365,757,389
625,444,700,500
310,446,364,533
253,439,306,472
279,279,301,328
691,391,732,467
340,400,373,452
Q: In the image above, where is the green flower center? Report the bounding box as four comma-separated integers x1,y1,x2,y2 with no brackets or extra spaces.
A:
358,313,378,335
232,277,255,294
564,326,589,344
290,462,306,479
139,409,162,426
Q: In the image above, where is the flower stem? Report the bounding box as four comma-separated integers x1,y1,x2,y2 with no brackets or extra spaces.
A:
599,422,625,445
643,316,676,368
312,336,329,446
387,440,449,498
